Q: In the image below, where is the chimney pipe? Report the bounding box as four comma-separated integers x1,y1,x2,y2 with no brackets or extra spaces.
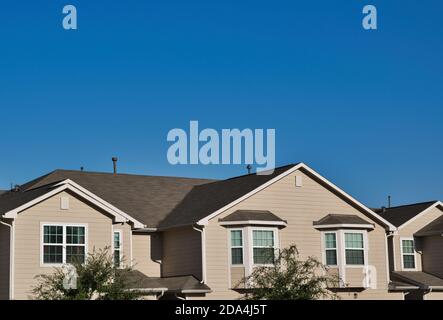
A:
388,195,391,208
246,164,252,174
112,157,118,175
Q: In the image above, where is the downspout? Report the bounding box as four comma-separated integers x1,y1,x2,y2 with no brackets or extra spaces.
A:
192,225,207,284
385,231,395,285
0,219,14,300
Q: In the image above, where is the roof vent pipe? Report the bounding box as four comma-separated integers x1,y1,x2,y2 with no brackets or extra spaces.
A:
388,195,391,208
112,157,118,176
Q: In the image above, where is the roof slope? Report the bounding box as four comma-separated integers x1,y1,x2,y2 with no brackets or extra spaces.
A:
313,214,372,226
0,170,214,227
157,164,298,229
125,270,211,293
219,210,285,222
391,271,443,289
375,201,438,227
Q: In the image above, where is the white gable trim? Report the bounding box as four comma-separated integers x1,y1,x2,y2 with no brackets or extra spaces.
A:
397,201,443,230
2,179,145,228
197,163,396,231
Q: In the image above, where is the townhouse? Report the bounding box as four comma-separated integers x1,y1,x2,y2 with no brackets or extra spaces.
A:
0,162,441,300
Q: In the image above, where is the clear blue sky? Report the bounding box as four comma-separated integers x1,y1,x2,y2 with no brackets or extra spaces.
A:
0,0,442,208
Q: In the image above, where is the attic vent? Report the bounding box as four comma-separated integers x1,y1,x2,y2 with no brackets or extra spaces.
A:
60,196,70,210
295,175,303,187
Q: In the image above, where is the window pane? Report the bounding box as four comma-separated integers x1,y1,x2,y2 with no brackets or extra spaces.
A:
325,233,336,249
326,250,337,265
114,232,121,249
66,246,85,264
403,255,415,269
402,240,414,254
114,250,121,267
231,248,243,265
346,249,364,265
43,225,63,244
67,227,85,245
345,233,363,249
253,230,274,247
253,248,275,264
230,230,243,247
43,245,63,263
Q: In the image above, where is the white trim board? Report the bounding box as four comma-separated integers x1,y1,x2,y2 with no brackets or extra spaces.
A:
397,201,443,230
197,163,396,231
2,179,145,228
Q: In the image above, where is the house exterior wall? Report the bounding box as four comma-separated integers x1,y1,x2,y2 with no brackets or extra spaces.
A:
392,207,443,271
161,227,202,280
12,190,130,300
132,232,162,277
203,168,393,300
421,235,443,278
0,221,10,300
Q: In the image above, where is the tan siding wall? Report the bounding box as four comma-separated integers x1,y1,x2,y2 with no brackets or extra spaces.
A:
205,169,391,299
132,233,161,277
424,292,443,300
422,235,443,278
393,207,443,271
230,267,245,289
345,268,365,288
0,221,10,300
337,290,404,300
13,191,118,300
162,227,202,279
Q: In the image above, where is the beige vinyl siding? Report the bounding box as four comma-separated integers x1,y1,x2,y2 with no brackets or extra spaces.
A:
161,227,202,280
132,233,161,277
0,221,10,300
345,267,365,287
204,169,390,299
230,267,245,289
424,292,443,300
13,191,117,300
393,206,443,271
422,235,443,278
337,290,404,300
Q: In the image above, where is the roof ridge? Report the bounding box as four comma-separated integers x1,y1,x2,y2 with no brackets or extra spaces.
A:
50,169,216,181
384,200,438,210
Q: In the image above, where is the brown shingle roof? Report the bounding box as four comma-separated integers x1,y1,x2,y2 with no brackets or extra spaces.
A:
375,201,438,227
0,170,214,228
0,164,298,229
219,210,286,222
391,271,443,289
313,214,373,226
125,270,211,293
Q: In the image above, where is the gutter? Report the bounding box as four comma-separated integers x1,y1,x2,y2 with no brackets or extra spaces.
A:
0,219,14,300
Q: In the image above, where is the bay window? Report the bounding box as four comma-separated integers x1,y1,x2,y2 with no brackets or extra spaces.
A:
42,224,87,265
345,232,365,265
252,230,275,265
324,232,337,266
230,230,243,265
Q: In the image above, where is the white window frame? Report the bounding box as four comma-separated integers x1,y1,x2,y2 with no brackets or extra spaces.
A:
229,229,244,267
343,230,367,267
322,231,338,267
400,237,417,271
113,230,123,268
40,222,88,267
250,227,279,267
